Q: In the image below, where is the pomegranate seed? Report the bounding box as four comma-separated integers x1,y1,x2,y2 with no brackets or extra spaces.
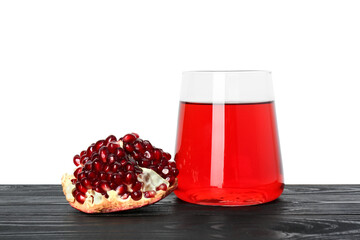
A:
71,179,76,184
106,172,113,182
73,155,81,166
131,133,139,138
119,159,127,167
166,176,175,185
76,182,88,194
131,191,142,201
132,151,141,160
140,160,150,167
81,178,92,189
80,150,87,157
143,140,153,150
105,135,117,145
86,145,95,157
144,150,154,160
124,171,135,184
132,182,142,192
77,172,86,181
112,173,123,185
169,162,177,168
75,192,86,204
162,167,170,175
99,146,109,163
126,164,135,171
115,148,125,158
92,160,102,172
171,168,179,177
80,155,88,165
73,167,83,178
94,186,105,194
134,141,145,153
111,162,121,172
100,182,111,192
109,182,117,190
84,161,92,171
115,184,127,195
87,171,97,180
91,152,100,160
122,134,136,143
99,172,107,180
103,164,111,172
107,154,116,164
108,142,120,154
144,190,156,198
156,183,167,191
153,149,162,161
124,143,135,152
121,192,130,200
95,140,105,151
163,152,171,160
92,180,101,188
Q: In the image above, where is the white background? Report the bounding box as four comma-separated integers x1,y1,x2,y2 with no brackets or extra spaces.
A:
0,0,359,184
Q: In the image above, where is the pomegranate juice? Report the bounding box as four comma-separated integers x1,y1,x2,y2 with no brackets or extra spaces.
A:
174,101,284,206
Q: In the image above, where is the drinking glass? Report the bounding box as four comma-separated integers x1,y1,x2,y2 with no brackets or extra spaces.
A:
174,71,284,206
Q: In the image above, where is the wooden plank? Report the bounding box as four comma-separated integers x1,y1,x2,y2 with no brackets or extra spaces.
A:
0,185,359,239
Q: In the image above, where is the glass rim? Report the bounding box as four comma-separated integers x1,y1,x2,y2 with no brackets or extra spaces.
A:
183,70,271,74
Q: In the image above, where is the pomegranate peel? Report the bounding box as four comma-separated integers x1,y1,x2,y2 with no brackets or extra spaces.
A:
62,134,179,213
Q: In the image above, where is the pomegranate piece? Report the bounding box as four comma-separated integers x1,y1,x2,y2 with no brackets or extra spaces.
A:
61,133,178,213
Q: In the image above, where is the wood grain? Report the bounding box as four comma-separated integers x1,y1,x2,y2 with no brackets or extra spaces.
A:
0,185,359,239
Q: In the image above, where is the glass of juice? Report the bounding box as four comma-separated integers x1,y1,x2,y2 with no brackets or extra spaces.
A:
174,70,284,206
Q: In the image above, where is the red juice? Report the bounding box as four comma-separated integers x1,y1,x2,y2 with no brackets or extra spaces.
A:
174,101,284,206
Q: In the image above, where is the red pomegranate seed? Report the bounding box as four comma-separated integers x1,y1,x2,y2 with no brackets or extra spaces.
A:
112,173,123,185
131,133,139,138
71,179,76,184
81,178,92,189
126,164,135,171
76,182,88,194
162,167,170,175
73,155,81,166
144,150,154,160
108,142,120,154
99,172,107,180
99,146,109,163
92,180,101,188
95,140,105,151
92,160,102,172
153,149,162,161
124,171,135,184
107,154,116,164
171,168,179,177
115,148,125,158
131,191,142,201
132,151,141,160
140,160,150,167
106,172,113,182
73,167,83,178
132,182,142,192
103,164,111,173
163,152,171,160
144,190,156,198
75,192,86,204
119,159,127,167
111,163,121,172
143,140,153,150
134,141,145,153
166,176,175,185
115,184,127,195
80,150,87,157
100,182,111,192
87,171,97,180
84,161,92,171
122,134,137,143
156,183,167,191
105,135,117,145
124,143,135,152
121,192,130,200
109,182,117,190
77,172,86,181
169,162,177,168
86,145,95,157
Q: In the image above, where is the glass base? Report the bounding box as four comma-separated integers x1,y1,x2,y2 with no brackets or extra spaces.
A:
174,184,284,206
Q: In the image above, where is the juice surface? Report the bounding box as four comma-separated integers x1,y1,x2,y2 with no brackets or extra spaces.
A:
174,101,284,206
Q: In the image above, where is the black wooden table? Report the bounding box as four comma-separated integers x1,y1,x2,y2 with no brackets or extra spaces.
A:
0,185,359,239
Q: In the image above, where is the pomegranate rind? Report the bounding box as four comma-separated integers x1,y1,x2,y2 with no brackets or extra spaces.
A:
61,173,177,214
